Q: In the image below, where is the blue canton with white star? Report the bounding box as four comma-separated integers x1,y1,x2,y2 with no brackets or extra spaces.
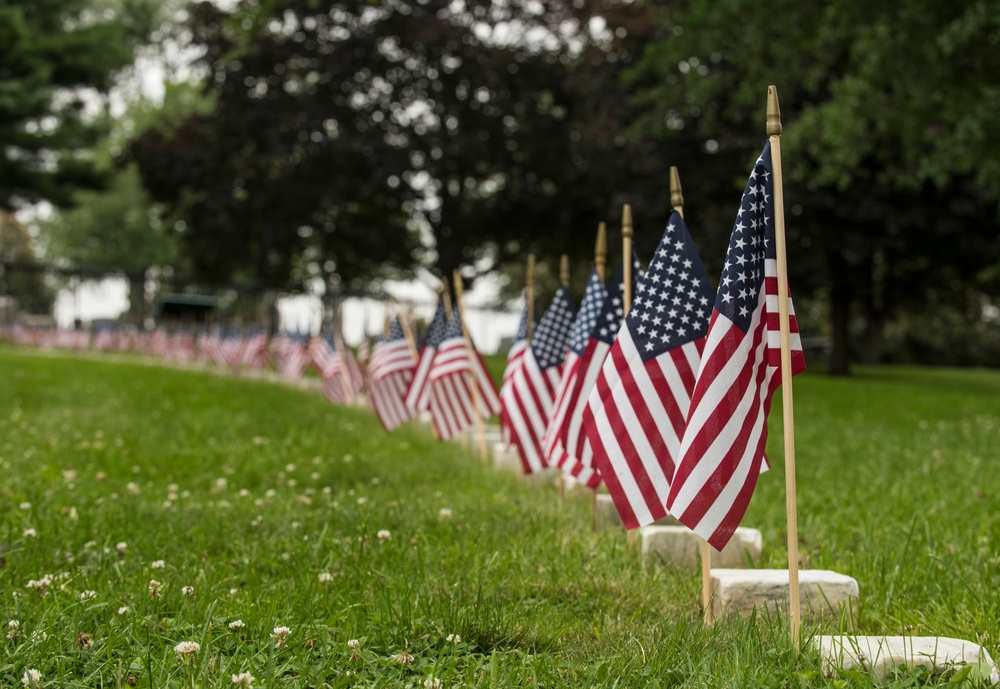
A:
568,268,608,355
592,253,643,345
715,141,774,333
530,285,576,369
626,211,714,362
511,298,530,344
388,317,405,341
424,299,449,347
442,311,464,340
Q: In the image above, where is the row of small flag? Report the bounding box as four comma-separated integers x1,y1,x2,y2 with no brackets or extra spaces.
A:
394,141,807,552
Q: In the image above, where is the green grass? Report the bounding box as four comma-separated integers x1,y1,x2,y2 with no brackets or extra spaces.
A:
2,348,1000,687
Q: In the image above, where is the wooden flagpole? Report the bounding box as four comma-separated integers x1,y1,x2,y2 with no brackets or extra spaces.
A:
767,84,801,651
526,254,536,343
592,223,608,524
670,165,712,624
558,254,570,500
594,222,607,283
393,299,419,359
334,302,355,402
453,270,490,463
621,206,633,314
671,166,714,625
442,280,454,320
621,205,635,544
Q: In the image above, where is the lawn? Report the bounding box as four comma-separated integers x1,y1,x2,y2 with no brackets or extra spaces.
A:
2,348,999,687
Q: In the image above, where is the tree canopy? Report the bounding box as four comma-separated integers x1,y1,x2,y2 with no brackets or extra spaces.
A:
0,0,159,210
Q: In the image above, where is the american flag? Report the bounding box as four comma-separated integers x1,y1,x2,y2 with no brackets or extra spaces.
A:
240,329,270,369
543,268,608,485
666,141,806,550
583,211,715,527
219,328,244,369
551,257,642,487
498,299,530,446
367,317,417,430
309,334,354,404
272,331,311,379
501,286,576,473
426,311,501,441
403,298,448,414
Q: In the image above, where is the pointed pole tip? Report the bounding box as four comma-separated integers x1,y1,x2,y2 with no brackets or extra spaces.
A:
767,85,782,136
669,166,684,211
621,204,633,239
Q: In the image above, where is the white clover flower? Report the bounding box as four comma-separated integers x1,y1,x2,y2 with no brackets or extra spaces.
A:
356,497,367,505
173,641,200,656
446,633,461,643
423,677,442,689
117,606,129,615
116,542,128,554
228,620,245,630
126,482,141,495
181,586,195,596
21,669,42,687
148,580,162,597
238,489,250,498
231,672,255,687
318,572,334,583
19,502,31,510
229,588,239,597
80,590,96,600
285,463,296,473
347,638,360,649
150,560,165,569
271,626,291,648
9,620,19,630
438,508,453,521
30,630,46,643
22,528,36,539
393,651,414,665
377,530,391,542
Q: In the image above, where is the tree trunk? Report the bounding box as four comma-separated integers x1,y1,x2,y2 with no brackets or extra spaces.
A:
127,272,145,328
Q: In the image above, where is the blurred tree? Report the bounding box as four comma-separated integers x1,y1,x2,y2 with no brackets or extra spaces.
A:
128,0,688,293
0,212,53,314
0,0,160,210
627,0,1000,374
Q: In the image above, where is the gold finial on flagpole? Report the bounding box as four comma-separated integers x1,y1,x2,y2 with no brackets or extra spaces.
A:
559,254,570,287
767,85,782,136
670,166,684,216
594,222,607,283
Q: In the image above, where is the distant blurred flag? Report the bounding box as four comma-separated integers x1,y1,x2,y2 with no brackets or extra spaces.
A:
498,298,530,447
240,328,270,369
220,328,244,369
583,210,714,528
403,298,448,414
309,332,353,405
273,330,311,379
500,286,576,473
426,312,501,441
667,141,806,550
367,317,417,430
543,268,608,484
93,327,116,352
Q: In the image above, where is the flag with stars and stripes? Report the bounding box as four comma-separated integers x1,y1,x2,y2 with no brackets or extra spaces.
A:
498,298,531,446
272,331,311,379
667,141,806,550
501,286,577,473
309,333,354,405
583,211,714,527
559,256,642,487
404,298,449,414
367,317,417,430
426,311,502,441
543,268,608,484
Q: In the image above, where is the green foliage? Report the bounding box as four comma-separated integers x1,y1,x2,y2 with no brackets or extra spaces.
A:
626,0,1000,373
0,0,159,210
3,350,1000,686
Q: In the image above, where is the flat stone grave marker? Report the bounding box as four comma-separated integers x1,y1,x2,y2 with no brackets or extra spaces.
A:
816,635,1000,684
710,568,859,621
641,526,762,571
